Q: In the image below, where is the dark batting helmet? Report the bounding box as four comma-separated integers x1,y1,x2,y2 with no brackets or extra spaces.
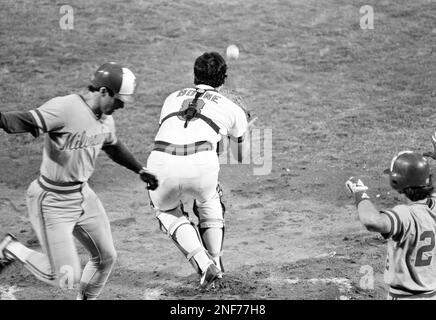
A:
90,62,136,102
383,151,431,191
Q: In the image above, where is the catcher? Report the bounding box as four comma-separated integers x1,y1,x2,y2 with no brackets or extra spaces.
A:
346,151,436,300
146,51,255,289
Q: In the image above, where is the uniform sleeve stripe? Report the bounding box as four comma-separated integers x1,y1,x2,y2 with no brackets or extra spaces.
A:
385,210,400,235
380,211,395,239
34,109,47,132
388,209,404,242
29,110,41,127
30,109,47,132
29,110,44,135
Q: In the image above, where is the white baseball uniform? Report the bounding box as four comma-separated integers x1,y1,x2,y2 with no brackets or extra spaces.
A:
148,84,247,213
147,84,248,274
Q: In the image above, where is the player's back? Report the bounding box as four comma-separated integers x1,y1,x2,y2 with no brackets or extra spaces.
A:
154,85,247,148
383,198,436,297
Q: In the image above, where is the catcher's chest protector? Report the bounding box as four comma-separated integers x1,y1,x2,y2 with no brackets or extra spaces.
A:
159,89,221,134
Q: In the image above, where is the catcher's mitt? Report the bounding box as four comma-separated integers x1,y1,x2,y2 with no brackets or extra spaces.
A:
219,87,252,121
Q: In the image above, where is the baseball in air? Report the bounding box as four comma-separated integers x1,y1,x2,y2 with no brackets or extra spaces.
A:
226,45,239,60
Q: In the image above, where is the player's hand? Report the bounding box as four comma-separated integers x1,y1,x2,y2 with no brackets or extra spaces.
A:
345,177,368,194
345,177,370,205
139,167,159,191
423,132,436,160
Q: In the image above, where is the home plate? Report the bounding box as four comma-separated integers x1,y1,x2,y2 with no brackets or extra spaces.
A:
0,285,21,300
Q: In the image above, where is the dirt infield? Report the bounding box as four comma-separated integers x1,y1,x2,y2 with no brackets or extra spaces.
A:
0,0,435,300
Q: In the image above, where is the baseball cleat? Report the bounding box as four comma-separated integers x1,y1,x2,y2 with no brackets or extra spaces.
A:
0,233,17,261
199,263,222,289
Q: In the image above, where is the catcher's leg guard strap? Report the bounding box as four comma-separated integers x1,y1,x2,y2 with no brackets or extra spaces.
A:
167,216,190,237
198,218,225,229
186,246,204,261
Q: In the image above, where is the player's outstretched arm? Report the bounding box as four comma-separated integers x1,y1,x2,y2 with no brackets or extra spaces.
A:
0,111,40,137
356,200,391,233
345,177,391,234
423,132,436,160
102,140,158,190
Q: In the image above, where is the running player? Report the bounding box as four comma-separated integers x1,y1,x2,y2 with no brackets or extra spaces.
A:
0,62,158,299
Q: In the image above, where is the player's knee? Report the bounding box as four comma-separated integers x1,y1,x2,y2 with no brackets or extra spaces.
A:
99,249,117,270
105,251,118,267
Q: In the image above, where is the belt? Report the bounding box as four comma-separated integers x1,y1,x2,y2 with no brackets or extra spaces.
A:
153,140,213,156
37,175,84,194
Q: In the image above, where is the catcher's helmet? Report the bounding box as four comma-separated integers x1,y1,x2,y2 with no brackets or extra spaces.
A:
383,151,431,191
91,62,136,102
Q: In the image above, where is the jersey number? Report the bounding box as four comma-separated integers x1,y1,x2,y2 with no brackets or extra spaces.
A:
177,98,205,121
415,231,435,267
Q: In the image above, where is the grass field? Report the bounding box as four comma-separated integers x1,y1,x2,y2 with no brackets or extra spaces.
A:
0,0,435,300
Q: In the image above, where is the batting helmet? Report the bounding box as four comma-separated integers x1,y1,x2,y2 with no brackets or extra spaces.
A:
91,62,136,102
383,151,431,191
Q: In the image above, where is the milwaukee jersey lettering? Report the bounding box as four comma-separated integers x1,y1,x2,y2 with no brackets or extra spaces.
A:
381,198,436,295
155,84,248,148
29,94,117,182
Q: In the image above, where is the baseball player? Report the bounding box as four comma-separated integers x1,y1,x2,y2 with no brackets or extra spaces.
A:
346,151,436,300
0,62,158,299
146,52,254,289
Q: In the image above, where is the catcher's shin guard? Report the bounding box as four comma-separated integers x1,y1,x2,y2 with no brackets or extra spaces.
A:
199,224,225,273
156,210,209,274
193,187,226,272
